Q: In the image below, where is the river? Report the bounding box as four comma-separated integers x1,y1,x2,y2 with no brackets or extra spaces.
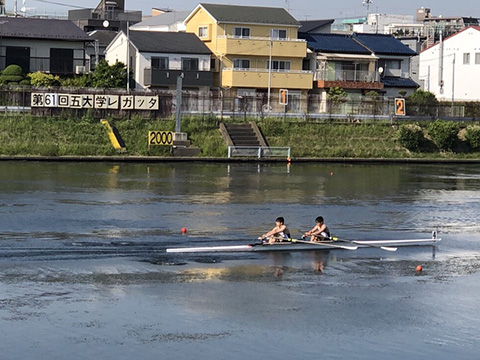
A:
0,161,479,359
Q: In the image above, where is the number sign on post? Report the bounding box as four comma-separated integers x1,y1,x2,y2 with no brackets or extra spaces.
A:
148,131,173,149
395,98,406,116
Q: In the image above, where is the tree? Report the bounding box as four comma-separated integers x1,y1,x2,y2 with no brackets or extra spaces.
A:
327,87,347,115
406,90,438,117
90,60,130,88
360,90,384,116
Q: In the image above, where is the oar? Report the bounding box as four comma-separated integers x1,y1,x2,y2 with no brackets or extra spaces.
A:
330,236,397,252
289,238,358,251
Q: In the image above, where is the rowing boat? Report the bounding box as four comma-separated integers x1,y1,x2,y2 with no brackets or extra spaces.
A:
166,232,440,253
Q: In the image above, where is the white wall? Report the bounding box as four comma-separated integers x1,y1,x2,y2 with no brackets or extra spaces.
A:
106,33,211,89
105,32,129,66
419,27,480,101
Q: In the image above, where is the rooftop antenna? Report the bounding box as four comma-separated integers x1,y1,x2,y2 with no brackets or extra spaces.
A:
285,0,290,12
363,0,373,15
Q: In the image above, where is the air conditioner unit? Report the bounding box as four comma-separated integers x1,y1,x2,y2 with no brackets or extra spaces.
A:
75,65,86,74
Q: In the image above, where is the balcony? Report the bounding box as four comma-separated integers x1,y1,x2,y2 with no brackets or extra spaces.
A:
314,69,383,90
144,68,213,88
216,36,307,58
222,68,313,89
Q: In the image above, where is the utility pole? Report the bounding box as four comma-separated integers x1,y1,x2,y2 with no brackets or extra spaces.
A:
438,31,444,94
175,74,183,133
126,21,130,91
451,53,455,108
267,38,272,111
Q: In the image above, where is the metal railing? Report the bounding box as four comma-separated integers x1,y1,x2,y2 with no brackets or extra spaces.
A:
228,146,291,159
315,69,380,82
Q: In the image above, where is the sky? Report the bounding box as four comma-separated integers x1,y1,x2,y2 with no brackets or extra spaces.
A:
13,0,480,20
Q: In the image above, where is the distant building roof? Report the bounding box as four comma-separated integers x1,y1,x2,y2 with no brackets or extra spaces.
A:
131,11,190,28
353,33,417,56
0,17,90,41
87,30,118,47
299,33,371,54
197,3,300,26
382,76,419,88
299,19,334,33
127,31,212,54
421,26,480,53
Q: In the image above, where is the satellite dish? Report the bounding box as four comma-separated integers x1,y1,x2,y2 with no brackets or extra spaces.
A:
103,20,110,28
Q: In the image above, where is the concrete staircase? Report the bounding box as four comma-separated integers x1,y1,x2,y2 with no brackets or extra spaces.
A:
220,122,268,147
171,135,201,156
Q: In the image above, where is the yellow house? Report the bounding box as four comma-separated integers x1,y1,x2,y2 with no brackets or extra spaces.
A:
185,3,312,109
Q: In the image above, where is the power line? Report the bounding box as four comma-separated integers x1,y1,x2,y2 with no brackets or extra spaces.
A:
29,0,90,9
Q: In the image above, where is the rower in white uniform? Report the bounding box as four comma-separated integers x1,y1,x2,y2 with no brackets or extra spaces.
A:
258,217,291,244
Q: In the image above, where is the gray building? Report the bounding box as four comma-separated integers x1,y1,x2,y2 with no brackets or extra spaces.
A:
0,17,90,75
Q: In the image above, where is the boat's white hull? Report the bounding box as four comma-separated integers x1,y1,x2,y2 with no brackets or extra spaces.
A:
166,236,440,253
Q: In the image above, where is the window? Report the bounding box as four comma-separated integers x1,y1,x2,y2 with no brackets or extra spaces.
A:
234,27,250,38
181,58,199,71
271,29,287,39
210,58,216,70
151,57,168,69
6,46,30,73
463,53,470,65
198,26,209,38
302,58,310,71
233,59,250,69
386,60,401,69
475,53,480,64
267,60,291,71
50,48,73,74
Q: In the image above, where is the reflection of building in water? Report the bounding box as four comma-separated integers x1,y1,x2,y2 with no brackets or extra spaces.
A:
180,265,270,282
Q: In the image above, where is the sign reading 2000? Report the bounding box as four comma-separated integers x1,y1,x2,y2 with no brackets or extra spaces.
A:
148,131,173,146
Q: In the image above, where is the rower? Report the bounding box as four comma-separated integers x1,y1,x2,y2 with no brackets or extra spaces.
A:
258,217,291,244
303,216,330,242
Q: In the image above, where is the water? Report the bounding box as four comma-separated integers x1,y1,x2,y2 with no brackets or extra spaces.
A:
0,161,479,359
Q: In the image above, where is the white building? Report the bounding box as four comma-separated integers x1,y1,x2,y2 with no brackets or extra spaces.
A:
105,30,212,90
353,13,415,34
130,11,189,32
419,26,480,101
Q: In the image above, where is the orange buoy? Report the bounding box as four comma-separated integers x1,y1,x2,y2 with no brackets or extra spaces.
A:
181,227,187,234
416,265,422,272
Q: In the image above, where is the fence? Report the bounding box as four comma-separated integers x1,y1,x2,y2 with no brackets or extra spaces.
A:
228,146,291,159
1,86,479,121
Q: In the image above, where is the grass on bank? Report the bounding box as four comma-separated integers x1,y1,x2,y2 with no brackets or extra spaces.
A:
1,114,480,159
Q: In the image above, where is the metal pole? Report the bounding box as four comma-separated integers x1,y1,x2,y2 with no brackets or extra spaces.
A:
451,53,455,106
438,31,443,94
175,74,183,133
126,21,130,91
267,39,272,111
94,39,99,68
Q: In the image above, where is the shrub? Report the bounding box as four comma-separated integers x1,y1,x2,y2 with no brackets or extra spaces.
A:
61,75,92,88
0,64,25,85
397,124,425,151
427,120,459,151
2,64,23,76
28,71,61,87
465,125,480,150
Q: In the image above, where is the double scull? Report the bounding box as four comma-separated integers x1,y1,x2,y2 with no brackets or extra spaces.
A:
166,232,440,253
